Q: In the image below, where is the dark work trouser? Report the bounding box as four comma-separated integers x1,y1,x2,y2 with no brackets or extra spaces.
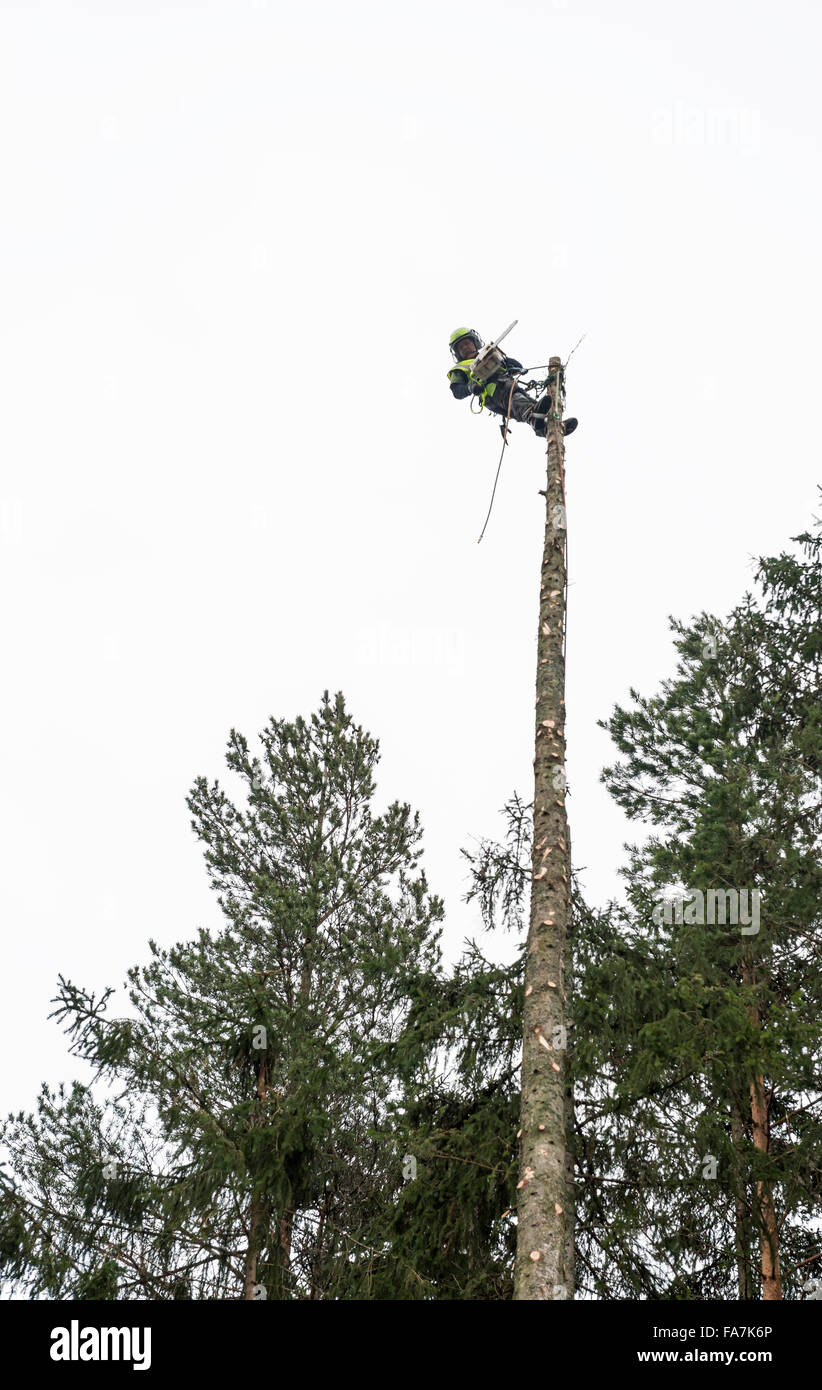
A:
483,377,538,427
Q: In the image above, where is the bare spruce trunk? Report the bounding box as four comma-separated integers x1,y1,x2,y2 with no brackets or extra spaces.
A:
514,357,574,1300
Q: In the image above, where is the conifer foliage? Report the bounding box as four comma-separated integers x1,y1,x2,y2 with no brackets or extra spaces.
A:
2,518,820,1301
1,692,444,1299
578,522,822,1297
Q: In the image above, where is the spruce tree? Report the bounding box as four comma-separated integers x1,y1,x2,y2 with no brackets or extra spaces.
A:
437,519,822,1301
590,520,822,1298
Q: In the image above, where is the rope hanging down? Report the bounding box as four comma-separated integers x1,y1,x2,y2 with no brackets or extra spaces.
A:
476,373,522,544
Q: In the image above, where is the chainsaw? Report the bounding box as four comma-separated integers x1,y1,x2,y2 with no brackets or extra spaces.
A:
469,319,519,385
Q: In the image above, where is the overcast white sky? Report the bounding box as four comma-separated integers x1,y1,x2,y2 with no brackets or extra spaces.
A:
1,0,819,1113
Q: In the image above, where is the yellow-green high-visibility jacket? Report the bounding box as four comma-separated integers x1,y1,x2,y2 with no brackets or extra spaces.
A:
447,352,524,403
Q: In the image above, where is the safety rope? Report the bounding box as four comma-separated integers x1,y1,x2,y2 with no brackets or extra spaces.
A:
563,332,587,369
476,372,522,544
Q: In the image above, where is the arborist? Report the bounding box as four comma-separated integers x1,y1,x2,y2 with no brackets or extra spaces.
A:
447,327,578,438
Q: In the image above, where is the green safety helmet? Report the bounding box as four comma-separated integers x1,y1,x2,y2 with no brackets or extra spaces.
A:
449,326,483,361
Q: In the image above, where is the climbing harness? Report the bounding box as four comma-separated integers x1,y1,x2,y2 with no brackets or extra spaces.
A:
473,331,584,548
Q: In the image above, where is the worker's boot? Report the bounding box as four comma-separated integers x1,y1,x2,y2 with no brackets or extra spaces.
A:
529,391,554,437
531,416,579,438
531,399,579,438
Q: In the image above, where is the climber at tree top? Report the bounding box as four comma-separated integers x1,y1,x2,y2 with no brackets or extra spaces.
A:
447,327,578,438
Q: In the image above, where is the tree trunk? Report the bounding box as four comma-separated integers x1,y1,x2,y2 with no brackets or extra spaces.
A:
242,1195,268,1300
742,959,781,1299
514,357,574,1300
750,1072,781,1299
730,1100,754,1300
561,822,576,1287
242,1054,271,1300
309,1194,326,1300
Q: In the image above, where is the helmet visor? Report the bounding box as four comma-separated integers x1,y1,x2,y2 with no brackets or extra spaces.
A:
455,335,477,359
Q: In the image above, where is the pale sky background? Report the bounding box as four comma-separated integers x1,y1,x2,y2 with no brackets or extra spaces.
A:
1,0,819,1113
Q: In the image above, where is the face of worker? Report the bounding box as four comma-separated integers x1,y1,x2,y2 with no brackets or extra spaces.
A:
457,336,477,358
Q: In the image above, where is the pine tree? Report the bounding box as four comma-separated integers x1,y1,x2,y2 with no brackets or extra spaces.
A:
0,692,444,1299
